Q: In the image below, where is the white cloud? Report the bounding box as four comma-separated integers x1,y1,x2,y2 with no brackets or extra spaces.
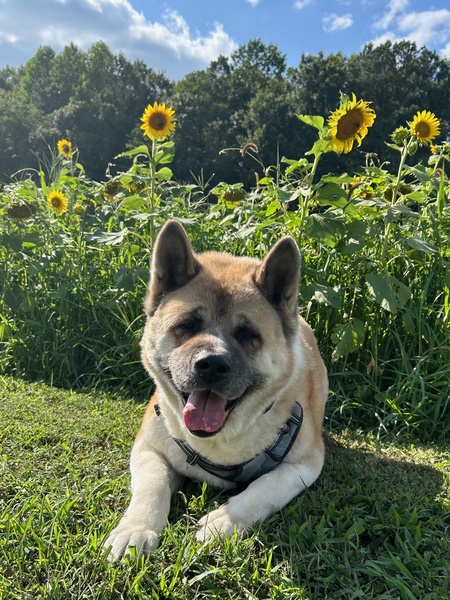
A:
322,13,354,33
369,7,450,54
397,9,450,47
0,0,238,79
246,0,261,6
373,0,409,31
369,31,400,47
293,0,314,10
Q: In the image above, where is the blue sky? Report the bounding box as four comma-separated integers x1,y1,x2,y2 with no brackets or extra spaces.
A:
1,0,450,79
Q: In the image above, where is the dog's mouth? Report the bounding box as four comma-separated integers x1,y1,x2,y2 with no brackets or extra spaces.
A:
180,390,242,437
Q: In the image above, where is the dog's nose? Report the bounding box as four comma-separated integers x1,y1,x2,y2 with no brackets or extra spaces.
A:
195,354,231,382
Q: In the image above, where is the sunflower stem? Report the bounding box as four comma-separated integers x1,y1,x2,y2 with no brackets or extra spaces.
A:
300,151,322,233
381,136,412,263
149,138,157,249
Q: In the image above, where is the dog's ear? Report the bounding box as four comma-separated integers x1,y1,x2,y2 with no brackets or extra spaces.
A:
255,236,301,319
145,220,200,315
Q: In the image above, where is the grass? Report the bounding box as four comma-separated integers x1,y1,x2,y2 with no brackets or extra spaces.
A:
1,376,449,599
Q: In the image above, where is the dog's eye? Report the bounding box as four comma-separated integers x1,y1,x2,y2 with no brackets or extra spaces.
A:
174,317,203,336
234,324,261,345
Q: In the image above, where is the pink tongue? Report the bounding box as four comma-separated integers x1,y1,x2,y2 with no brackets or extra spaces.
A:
182,391,229,433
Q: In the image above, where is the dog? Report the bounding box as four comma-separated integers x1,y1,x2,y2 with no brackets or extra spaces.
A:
104,220,328,560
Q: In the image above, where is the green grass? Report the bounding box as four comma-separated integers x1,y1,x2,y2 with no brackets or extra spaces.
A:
1,376,449,599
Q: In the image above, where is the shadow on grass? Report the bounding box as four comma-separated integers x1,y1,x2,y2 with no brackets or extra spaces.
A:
164,431,448,598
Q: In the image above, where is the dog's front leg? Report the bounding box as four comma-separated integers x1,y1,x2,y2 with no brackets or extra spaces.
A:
104,440,182,561
196,459,322,541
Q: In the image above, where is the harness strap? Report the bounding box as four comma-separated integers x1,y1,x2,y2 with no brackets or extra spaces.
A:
154,402,303,485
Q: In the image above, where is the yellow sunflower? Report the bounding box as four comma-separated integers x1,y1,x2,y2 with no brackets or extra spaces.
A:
140,102,176,141
57,139,73,158
47,189,69,215
409,110,440,143
328,93,376,154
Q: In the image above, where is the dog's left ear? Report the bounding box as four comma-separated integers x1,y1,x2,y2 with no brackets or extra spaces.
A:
255,236,301,317
145,220,200,315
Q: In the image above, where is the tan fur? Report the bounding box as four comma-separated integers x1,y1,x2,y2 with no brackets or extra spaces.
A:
104,221,328,561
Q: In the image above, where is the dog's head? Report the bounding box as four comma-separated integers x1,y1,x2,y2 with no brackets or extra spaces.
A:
140,220,303,439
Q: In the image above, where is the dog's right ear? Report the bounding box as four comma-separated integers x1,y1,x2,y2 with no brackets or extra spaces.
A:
145,220,200,315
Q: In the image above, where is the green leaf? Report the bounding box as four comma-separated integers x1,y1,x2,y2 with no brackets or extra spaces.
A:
297,114,325,131
115,145,149,159
306,138,332,157
405,237,438,254
305,214,345,248
365,272,412,313
331,319,365,361
154,167,173,181
301,283,342,308
153,148,175,165
407,165,431,184
337,221,367,254
316,182,347,205
405,191,426,203
85,228,129,245
265,200,279,216
120,195,148,211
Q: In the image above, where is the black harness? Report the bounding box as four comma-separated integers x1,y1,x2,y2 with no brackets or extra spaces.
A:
155,402,303,485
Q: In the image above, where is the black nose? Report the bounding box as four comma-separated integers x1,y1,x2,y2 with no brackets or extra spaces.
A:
194,354,231,382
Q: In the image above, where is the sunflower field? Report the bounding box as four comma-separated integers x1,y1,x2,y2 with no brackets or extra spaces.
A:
1,96,449,443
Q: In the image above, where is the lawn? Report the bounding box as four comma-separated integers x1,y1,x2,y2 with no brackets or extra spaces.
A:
1,376,448,599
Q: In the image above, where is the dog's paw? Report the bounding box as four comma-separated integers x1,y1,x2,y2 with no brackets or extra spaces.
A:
195,506,248,543
104,523,159,562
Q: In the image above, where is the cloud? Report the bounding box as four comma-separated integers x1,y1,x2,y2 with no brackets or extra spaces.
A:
397,9,450,47
322,13,354,33
369,6,450,55
373,0,409,31
246,0,261,6
293,0,314,10
0,0,238,79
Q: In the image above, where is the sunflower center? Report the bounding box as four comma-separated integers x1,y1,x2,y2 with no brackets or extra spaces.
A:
52,198,62,208
336,108,363,141
149,113,167,131
415,122,431,138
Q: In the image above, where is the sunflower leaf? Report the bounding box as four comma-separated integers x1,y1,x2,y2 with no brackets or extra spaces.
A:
306,139,332,158
297,114,325,132
365,272,412,314
115,145,149,159
331,319,365,361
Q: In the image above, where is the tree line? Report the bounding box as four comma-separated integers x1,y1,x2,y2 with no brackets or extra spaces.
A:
1,39,449,186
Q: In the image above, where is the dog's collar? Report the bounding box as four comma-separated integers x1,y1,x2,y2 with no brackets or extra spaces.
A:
154,402,303,485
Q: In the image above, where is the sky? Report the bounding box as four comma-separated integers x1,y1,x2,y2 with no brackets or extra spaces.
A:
1,0,450,80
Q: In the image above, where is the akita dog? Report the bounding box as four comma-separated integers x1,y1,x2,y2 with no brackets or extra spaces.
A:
105,220,328,560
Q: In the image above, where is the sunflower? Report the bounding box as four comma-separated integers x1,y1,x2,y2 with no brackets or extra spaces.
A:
409,110,440,143
47,189,69,215
140,102,176,141
57,139,73,158
7,203,37,220
102,180,121,201
328,93,376,154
